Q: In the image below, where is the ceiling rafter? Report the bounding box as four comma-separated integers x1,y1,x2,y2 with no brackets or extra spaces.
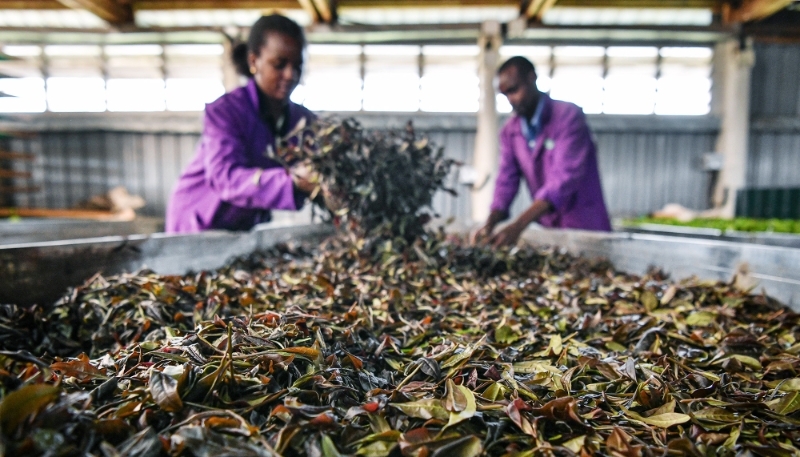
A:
554,0,722,9
313,0,336,23
723,0,795,23
335,0,515,5
522,0,558,20
131,0,302,9
296,0,336,24
297,0,321,21
55,0,133,25
0,0,67,7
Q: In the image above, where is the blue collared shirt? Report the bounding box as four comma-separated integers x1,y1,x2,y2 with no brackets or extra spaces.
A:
519,94,547,150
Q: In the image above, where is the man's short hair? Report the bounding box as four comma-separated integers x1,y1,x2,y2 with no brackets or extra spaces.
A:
498,56,536,77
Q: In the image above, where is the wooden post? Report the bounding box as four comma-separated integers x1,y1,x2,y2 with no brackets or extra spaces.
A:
471,21,502,224
713,39,754,219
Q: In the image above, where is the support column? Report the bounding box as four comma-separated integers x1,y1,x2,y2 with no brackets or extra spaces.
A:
713,38,755,219
471,21,502,224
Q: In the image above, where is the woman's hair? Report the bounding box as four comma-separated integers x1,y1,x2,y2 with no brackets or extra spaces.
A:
231,14,306,77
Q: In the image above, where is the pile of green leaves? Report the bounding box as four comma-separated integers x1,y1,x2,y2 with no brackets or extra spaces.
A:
629,217,800,234
275,118,458,239
0,230,799,456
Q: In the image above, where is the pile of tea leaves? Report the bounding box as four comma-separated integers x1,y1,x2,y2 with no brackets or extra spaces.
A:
274,117,458,239
1,229,799,457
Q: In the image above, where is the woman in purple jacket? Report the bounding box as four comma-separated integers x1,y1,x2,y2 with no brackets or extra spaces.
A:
166,15,316,233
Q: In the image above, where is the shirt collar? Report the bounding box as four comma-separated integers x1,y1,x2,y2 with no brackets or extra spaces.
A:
248,78,291,136
520,93,548,145
528,93,547,131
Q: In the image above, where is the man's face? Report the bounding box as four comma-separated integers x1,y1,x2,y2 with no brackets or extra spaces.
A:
498,66,538,119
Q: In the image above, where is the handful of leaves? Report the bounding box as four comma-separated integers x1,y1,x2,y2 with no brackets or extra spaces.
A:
275,117,458,238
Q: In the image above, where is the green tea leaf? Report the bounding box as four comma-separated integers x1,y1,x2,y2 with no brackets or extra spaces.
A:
722,425,741,450
692,408,739,423
771,392,800,416
623,407,690,428
730,354,762,370
322,434,344,457
390,399,448,421
766,378,800,392
482,383,505,402
641,291,658,312
0,384,59,435
495,325,520,344
686,311,716,326
561,435,586,453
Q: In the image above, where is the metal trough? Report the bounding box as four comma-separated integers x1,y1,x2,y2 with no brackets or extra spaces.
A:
0,217,164,245
620,223,800,249
1,224,800,311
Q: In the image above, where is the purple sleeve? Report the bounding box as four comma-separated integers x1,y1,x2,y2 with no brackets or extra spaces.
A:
533,108,592,210
490,127,521,214
201,105,299,211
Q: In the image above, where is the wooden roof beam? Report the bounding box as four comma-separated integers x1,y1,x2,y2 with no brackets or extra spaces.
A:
0,0,67,7
297,0,320,22
312,0,336,23
723,0,794,23
132,0,303,10
297,0,336,24
554,0,721,8
522,0,558,21
336,0,516,7
55,0,133,25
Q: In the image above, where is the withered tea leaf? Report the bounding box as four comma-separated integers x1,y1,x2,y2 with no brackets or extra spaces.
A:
0,224,798,456
149,370,183,413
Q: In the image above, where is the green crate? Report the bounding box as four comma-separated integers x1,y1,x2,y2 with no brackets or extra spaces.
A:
737,187,800,219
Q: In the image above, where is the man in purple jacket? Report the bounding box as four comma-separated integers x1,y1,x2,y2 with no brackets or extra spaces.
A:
476,56,612,246
166,15,316,233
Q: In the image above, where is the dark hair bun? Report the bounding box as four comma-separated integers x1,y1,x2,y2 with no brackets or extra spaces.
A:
232,42,251,77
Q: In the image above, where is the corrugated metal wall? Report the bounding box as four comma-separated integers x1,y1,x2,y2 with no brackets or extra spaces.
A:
747,43,800,188
594,128,717,217
5,114,719,221
8,131,199,217
750,43,800,118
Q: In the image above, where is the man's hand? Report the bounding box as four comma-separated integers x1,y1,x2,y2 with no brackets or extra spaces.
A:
489,220,526,247
471,210,509,245
483,200,552,247
471,223,494,245
290,160,318,194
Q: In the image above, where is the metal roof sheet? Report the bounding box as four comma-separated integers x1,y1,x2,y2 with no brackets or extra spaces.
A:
0,9,106,28
542,7,714,26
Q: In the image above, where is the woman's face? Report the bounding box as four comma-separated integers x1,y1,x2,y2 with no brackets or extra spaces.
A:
249,32,303,103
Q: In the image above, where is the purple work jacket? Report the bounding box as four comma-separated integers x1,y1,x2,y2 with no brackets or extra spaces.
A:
166,79,314,233
491,96,612,231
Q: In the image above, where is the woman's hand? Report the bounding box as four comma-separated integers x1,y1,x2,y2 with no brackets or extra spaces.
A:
321,184,346,214
290,160,318,194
